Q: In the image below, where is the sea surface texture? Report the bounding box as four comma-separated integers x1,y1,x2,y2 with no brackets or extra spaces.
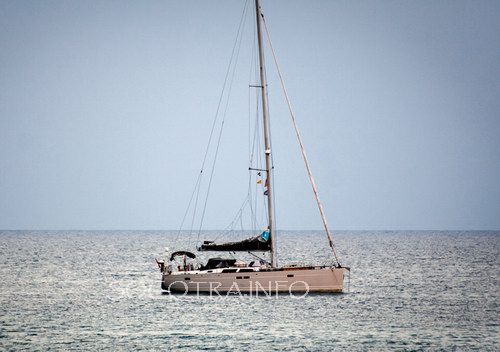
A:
0,231,498,351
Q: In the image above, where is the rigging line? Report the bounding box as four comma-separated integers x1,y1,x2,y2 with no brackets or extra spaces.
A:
247,149,256,232
256,106,267,228
257,113,267,228
253,33,264,231
247,160,256,232
248,84,261,231
239,208,244,233
252,97,264,228
249,91,260,167
248,22,257,166
249,10,263,233
261,14,341,266
193,0,249,225
188,171,202,238
248,251,269,264
247,16,258,233
174,172,202,243
251,55,264,228
248,15,258,232
175,0,248,247
213,196,249,242
247,114,258,231
226,197,248,230
227,200,246,232
247,162,254,231
199,0,249,173
227,203,248,239
248,4,258,167
252,117,260,231
196,2,249,246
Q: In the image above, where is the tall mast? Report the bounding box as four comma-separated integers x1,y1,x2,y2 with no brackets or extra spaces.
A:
255,0,277,268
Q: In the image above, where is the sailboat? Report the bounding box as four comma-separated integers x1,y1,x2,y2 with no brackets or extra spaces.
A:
157,0,349,294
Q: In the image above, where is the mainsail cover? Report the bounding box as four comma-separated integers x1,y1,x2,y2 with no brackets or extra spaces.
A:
199,231,271,252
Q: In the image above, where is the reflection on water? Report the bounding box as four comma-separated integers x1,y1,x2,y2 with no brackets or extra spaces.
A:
0,231,498,350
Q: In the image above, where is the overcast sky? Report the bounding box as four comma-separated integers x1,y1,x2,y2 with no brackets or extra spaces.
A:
1,0,499,230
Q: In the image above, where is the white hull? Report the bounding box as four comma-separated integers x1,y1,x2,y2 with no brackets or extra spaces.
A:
162,266,348,294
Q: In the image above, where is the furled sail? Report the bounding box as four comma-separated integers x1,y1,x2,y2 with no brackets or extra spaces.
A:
199,230,271,252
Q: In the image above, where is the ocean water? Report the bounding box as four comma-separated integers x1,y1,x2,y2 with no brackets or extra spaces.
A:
0,230,498,351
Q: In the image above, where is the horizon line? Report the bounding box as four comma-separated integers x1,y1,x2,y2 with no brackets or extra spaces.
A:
1,228,499,232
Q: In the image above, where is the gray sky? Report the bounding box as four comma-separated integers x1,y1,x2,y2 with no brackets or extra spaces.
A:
1,0,499,230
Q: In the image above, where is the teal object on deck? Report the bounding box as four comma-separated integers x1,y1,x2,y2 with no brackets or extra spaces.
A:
260,230,270,242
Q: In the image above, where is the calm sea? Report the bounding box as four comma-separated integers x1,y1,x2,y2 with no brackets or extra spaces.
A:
0,231,498,351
